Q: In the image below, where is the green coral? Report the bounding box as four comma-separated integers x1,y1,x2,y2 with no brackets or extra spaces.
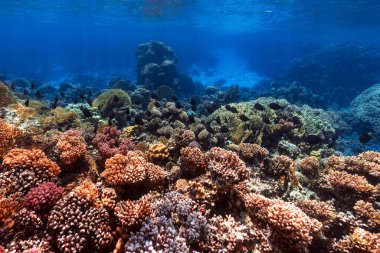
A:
93,89,131,117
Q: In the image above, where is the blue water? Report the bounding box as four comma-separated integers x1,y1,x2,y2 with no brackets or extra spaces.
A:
1,0,380,88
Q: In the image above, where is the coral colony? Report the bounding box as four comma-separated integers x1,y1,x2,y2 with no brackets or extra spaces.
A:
0,41,379,253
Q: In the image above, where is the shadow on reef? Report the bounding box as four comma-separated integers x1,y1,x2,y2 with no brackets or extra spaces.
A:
0,41,379,253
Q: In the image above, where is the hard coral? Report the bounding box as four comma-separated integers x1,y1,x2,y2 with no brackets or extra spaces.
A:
353,200,380,228
93,126,135,161
0,82,15,107
0,120,23,158
41,107,79,130
0,149,60,195
328,171,375,196
237,143,268,164
242,192,322,252
13,208,43,238
147,142,169,164
179,147,207,176
298,156,321,177
56,129,87,166
48,193,113,253
93,89,131,118
206,147,251,184
101,152,166,189
0,191,22,220
24,182,63,212
334,228,380,253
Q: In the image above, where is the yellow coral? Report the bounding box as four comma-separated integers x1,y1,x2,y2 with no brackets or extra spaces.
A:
147,142,169,163
41,107,79,130
0,120,23,158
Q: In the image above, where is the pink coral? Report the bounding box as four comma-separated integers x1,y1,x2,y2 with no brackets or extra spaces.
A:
24,182,63,212
328,171,375,195
93,126,135,160
179,147,207,176
56,129,87,166
206,147,251,184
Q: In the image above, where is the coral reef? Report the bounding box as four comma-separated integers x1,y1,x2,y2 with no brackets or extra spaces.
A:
56,129,87,166
24,182,63,212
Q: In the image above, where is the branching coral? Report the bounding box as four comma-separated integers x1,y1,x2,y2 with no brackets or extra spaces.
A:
41,107,79,130
24,182,63,212
334,228,380,253
179,147,207,176
237,143,268,164
206,147,251,184
328,171,375,196
0,82,15,107
298,156,321,177
0,148,60,195
48,193,113,253
0,120,23,158
0,191,22,221
353,200,380,228
101,152,166,189
115,194,153,230
241,192,322,252
93,126,136,160
56,129,87,166
296,199,338,230
13,208,43,238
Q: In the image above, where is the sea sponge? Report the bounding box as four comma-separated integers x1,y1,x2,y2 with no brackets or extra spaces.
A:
147,142,169,163
0,148,60,195
56,129,87,166
93,89,131,117
24,182,63,212
206,147,251,184
0,82,15,106
179,147,207,176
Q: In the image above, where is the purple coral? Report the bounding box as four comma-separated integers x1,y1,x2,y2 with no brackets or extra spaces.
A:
24,182,63,212
93,126,135,160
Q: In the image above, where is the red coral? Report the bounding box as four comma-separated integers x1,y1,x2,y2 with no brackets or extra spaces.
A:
56,129,87,166
24,182,63,212
206,147,251,184
93,126,135,160
179,147,207,176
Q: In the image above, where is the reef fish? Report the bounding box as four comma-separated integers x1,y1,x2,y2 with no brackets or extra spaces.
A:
239,114,250,122
254,103,265,111
225,104,238,113
81,107,92,118
268,102,284,110
24,98,30,107
359,133,373,144
306,134,322,145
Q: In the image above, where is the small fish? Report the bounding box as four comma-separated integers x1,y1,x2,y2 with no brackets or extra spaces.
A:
135,116,144,125
172,95,178,101
225,104,238,113
190,97,197,106
60,91,65,98
254,103,265,111
50,96,59,109
40,106,50,111
175,101,182,109
79,93,85,100
23,89,28,96
126,114,132,121
268,102,284,110
220,126,229,133
113,95,120,103
292,116,301,125
359,133,373,144
93,124,98,134
81,107,92,118
31,82,36,90
88,90,93,97
151,92,158,99
146,110,152,117
188,114,195,124
35,90,43,99
108,111,116,120
73,97,79,104
24,99,30,107
154,101,160,108
134,97,141,105
86,97,93,106
216,116,221,124
239,114,250,122
306,134,322,145
205,123,214,133
10,82,15,91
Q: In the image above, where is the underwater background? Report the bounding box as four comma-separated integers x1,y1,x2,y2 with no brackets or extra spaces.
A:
1,1,380,253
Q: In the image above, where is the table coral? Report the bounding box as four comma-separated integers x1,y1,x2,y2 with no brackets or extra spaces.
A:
0,148,60,195
206,147,251,184
56,129,87,166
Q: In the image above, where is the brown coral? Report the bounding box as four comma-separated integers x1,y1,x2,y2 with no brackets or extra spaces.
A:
354,200,380,228
0,82,15,107
296,199,338,229
179,147,207,176
56,129,87,166
334,228,380,253
328,171,375,196
206,147,251,184
74,179,99,205
101,152,166,189
115,195,153,230
298,156,321,177
147,142,169,164
237,143,268,164
0,120,23,158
